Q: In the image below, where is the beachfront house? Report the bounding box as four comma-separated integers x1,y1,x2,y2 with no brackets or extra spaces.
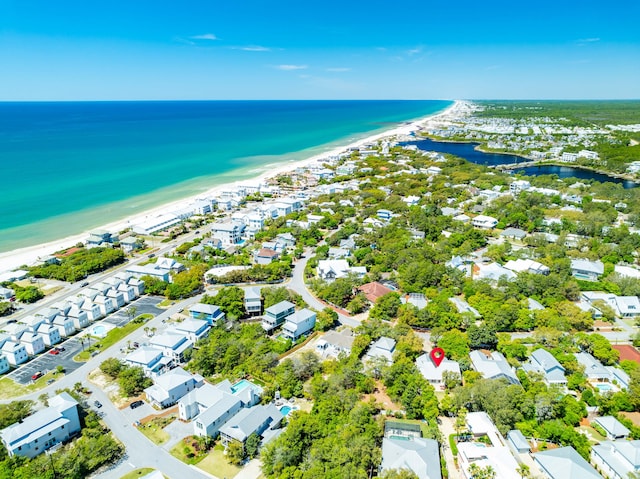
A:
188,303,225,325
0,392,81,459
262,301,295,332
282,309,316,340
144,367,203,409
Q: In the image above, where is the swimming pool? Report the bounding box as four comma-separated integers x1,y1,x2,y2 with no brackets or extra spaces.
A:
231,379,253,395
91,325,106,338
280,406,292,415
596,383,612,392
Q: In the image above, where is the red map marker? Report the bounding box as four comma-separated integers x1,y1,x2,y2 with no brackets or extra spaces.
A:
430,347,445,367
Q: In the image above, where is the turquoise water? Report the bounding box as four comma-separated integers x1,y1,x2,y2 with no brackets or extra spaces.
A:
596,383,612,392
230,379,253,394
279,406,292,415
0,100,451,252
91,325,106,337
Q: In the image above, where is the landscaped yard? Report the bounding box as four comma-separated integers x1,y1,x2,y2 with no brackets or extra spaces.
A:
196,445,241,479
0,370,64,400
120,468,155,479
170,436,211,465
138,414,176,445
74,314,153,361
578,425,606,444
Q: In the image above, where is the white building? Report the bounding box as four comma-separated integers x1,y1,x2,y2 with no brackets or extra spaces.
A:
471,215,498,229
282,309,316,340
416,353,460,390
0,392,81,458
144,367,203,408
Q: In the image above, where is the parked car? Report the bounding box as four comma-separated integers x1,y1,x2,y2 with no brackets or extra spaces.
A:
48,349,60,355
80,281,89,287
31,372,43,381
147,253,155,258
94,400,102,408
130,400,144,409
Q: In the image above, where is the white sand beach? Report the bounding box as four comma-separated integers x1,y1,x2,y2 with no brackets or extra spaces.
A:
0,100,464,274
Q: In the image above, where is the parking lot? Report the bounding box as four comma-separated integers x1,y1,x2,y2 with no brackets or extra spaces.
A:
6,296,164,385
8,337,85,384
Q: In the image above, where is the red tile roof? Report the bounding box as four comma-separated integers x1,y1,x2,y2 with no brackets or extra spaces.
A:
613,344,640,364
357,281,393,303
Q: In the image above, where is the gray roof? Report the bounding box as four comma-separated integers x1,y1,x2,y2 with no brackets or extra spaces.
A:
469,350,520,384
501,227,527,239
244,287,261,300
575,352,610,379
571,259,604,275
534,446,602,479
319,330,355,351
507,430,530,451
265,300,295,316
189,303,221,315
592,440,640,478
380,437,442,479
285,308,315,325
592,416,630,438
219,404,283,442
196,393,242,427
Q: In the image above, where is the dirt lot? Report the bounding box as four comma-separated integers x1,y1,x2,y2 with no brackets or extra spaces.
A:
362,380,401,411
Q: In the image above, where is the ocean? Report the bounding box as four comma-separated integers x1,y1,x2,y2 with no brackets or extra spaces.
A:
0,100,451,253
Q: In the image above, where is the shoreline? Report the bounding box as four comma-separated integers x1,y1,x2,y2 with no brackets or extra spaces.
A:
0,100,463,274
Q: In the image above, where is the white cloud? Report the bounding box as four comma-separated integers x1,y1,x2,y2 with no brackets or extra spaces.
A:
190,33,218,41
238,45,271,52
406,47,422,56
275,64,308,71
326,67,351,72
578,37,600,43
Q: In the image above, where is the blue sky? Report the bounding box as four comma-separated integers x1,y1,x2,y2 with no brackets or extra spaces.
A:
1,0,639,100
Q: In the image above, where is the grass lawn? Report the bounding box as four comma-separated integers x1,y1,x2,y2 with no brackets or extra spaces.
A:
157,299,175,308
196,448,241,479
0,370,64,400
138,415,176,445
578,425,606,443
170,436,209,465
120,468,155,479
74,315,152,361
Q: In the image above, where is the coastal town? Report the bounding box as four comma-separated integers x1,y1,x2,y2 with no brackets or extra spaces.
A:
3,100,640,479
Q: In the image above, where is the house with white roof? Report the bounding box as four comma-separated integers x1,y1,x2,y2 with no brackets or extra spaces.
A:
36,323,61,347
94,295,116,316
124,346,172,378
126,264,170,283
592,439,640,479
534,446,601,479
219,404,284,446
504,259,550,275
316,329,355,358
191,388,243,438
52,315,76,338
172,319,211,343
471,215,498,229
614,265,640,279
262,301,295,332
575,352,629,389
66,306,90,330
380,437,442,479
1,341,28,366
570,259,604,281
469,350,520,385
316,258,367,283
458,412,520,479
592,416,630,440
416,353,461,390
282,309,316,340
149,332,193,363
449,297,481,318
18,332,45,356
144,367,204,408
364,337,396,364
210,222,243,246
244,287,262,316
0,287,14,300
473,262,516,282
0,392,80,458
188,303,225,325
522,349,567,386
582,292,640,319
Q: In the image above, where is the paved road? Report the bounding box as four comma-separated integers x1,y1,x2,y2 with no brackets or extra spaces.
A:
87,383,211,479
287,251,361,328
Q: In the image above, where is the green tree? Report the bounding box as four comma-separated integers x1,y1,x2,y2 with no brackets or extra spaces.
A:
202,286,245,319
99,358,123,378
226,440,246,466
118,366,152,397
369,292,402,321
14,286,44,303
315,307,338,331
245,433,261,459
437,329,470,361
